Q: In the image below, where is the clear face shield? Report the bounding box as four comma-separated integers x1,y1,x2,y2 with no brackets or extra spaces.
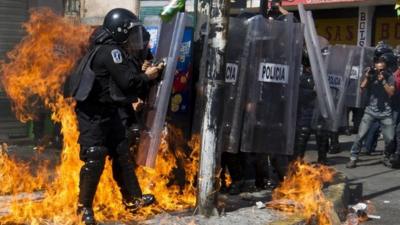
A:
127,22,144,51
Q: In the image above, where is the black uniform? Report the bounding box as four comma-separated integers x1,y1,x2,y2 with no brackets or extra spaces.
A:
70,27,150,211
293,67,329,163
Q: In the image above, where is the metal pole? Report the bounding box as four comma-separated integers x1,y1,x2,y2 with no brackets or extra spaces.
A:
197,0,230,216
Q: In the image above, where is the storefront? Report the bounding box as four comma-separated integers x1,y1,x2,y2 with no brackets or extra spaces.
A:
283,0,396,47
374,5,399,47
0,0,64,139
313,8,359,45
0,0,29,138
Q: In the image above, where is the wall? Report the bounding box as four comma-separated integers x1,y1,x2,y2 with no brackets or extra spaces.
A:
80,0,139,25
29,0,64,13
373,5,399,47
313,8,359,45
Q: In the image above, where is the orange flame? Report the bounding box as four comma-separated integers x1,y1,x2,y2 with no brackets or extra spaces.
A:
0,8,199,224
0,152,48,195
268,161,336,225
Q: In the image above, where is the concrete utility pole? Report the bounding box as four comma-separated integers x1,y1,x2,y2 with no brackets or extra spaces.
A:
64,0,80,22
133,0,140,15
196,0,230,216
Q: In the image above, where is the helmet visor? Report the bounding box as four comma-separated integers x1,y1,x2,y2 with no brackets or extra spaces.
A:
127,24,144,50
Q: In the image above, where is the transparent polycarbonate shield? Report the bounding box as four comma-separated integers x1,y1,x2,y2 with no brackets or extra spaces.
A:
327,45,356,131
218,17,249,154
325,45,353,105
240,15,304,155
298,5,334,121
136,13,189,167
345,46,375,108
311,45,355,131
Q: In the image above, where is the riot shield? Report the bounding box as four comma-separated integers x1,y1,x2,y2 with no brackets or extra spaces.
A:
136,13,190,167
217,17,248,154
326,45,355,130
240,15,304,155
298,5,334,121
345,46,375,108
311,45,356,131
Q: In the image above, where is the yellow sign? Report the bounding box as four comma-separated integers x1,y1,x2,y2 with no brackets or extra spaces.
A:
375,17,400,47
315,18,358,45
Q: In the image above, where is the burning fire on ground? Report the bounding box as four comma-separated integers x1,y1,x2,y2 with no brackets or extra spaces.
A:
0,8,199,224
268,161,336,225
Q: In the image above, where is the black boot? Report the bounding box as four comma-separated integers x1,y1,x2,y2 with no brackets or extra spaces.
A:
78,146,108,225
389,154,400,168
124,194,156,213
113,140,155,213
293,127,311,160
328,132,341,154
77,206,97,225
316,129,329,165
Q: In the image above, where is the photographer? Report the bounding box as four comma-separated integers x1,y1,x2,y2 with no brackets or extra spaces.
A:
347,50,396,168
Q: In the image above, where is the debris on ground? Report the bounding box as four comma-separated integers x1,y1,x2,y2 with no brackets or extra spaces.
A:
342,202,381,225
256,201,266,209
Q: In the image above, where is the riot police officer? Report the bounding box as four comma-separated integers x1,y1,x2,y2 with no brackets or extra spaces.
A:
67,8,161,225
293,50,330,164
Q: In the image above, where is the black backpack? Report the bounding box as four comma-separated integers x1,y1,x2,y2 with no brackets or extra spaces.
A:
64,46,101,101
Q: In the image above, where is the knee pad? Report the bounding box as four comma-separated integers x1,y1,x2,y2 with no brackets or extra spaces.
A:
85,146,108,160
81,146,108,172
296,127,311,143
299,126,311,137
115,140,135,168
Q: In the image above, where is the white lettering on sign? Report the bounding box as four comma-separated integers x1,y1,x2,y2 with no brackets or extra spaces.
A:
350,66,360,79
358,12,367,47
258,63,289,84
226,63,238,83
357,7,374,47
328,74,343,88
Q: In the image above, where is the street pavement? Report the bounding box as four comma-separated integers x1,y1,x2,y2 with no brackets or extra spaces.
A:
305,134,400,225
2,133,400,224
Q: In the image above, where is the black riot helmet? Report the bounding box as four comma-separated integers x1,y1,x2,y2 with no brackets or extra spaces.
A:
378,52,398,72
103,8,143,48
374,41,393,61
269,0,282,8
261,0,281,18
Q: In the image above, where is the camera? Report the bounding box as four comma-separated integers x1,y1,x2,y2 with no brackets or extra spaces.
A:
366,66,389,83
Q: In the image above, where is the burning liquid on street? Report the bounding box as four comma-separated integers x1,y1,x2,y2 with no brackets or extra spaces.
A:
269,161,336,225
0,9,199,224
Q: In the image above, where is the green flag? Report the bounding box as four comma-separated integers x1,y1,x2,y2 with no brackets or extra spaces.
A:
396,0,400,16
160,0,185,22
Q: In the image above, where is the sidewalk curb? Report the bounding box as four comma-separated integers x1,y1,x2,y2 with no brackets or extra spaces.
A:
269,215,306,225
270,171,349,225
325,171,349,223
